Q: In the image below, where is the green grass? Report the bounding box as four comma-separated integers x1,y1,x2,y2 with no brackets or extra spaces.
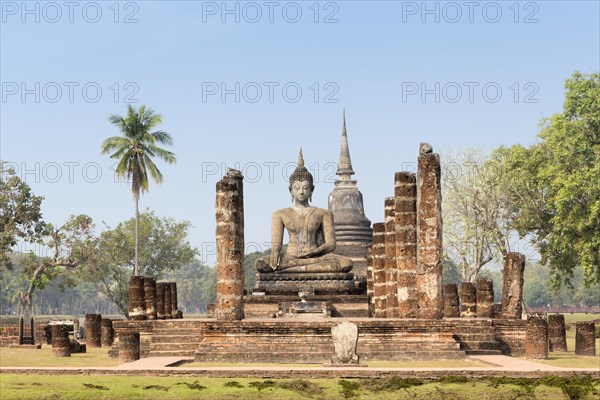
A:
563,313,600,325
1,375,599,400
183,359,488,368
0,345,120,368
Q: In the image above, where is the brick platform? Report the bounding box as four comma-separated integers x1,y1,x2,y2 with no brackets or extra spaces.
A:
110,318,527,362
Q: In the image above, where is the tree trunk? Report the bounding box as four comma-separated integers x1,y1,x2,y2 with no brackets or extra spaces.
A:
134,193,139,277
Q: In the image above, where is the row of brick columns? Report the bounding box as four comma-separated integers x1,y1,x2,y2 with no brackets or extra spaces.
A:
50,314,114,357
128,276,180,320
526,316,596,359
441,278,495,318
367,144,527,320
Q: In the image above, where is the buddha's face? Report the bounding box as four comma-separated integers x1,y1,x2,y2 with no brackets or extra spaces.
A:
290,179,313,203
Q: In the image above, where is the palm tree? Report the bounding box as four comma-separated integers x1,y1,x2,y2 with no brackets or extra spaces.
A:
100,105,176,276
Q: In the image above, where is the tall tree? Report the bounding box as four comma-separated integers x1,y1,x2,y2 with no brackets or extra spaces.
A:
491,72,600,287
442,148,516,282
100,105,176,276
0,163,45,276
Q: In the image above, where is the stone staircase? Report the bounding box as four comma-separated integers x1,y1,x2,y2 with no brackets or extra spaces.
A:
451,319,503,355
146,321,204,358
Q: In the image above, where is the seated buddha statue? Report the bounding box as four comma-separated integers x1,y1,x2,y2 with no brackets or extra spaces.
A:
255,149,353,274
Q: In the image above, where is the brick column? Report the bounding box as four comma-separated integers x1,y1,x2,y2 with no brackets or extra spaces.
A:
366,245,374,317
384,197,398,318
119,332,140,363
215,169,245,321
443,283,459,318
525,315,548,359
85,314,101,348
169,282,180,318
51,325,71,357
416,143,443,319
101,319,114,347
128,276,146,320
459,282,477,317
164,282,173,319
156,282,166,320
73,318,80,339
372,223,387,318
501,252,525,319
144,277,157,320
394,172,418,318
476,278,494,318
547,314,567,352
575,322,596,356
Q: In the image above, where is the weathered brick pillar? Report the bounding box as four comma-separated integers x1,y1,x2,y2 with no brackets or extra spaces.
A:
128,276,146,320
215,169,245,321
156,282,166,319
170,282,179,318
575,322,596,356
416,143,443,319
394,172,418,318
384,197,398,318
18,316,24,345
547,314,568,352
51,324,71,357
371,223,387,318
101,319,114,347
476,278,494,318
84,314,101,348
366,245,374,317
144,277,157,320
164,282,173,319
73,318,80,339
525,314,548,359
443,283,460,318
118,332,140,363
459,282,477,317
501,252,525,319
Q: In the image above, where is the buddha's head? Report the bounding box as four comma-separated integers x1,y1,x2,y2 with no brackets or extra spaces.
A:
289,148,314,203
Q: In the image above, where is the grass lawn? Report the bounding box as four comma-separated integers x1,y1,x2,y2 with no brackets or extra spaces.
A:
0,345,120,368
530,337,600,369
1,375,599,400
563,313,600,325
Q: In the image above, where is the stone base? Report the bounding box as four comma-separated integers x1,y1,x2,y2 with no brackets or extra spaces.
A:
279,301,331,318
245,294,369,318
254,272,356,295
110,318,527,361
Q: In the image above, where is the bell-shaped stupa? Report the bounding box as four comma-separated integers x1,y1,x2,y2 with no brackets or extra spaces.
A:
328,111,373,280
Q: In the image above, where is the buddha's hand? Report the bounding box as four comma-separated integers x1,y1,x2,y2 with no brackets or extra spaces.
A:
296,249,316,259
269,252,280,270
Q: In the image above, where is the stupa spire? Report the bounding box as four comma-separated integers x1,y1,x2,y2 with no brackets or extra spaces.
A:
337,110,355,181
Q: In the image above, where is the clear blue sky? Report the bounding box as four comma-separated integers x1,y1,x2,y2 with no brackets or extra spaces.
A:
1,1,599,265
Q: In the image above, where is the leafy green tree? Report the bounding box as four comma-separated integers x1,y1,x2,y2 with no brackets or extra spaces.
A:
82,210,197,316
490,72,600,286
0,163,45,276
100,105,176,276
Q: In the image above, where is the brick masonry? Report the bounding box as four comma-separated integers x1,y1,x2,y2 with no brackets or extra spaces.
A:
416,144,443,319
394,172,418,318
111,318,527,361
215,169,245,321
502,252,525,319
384,197,398,317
